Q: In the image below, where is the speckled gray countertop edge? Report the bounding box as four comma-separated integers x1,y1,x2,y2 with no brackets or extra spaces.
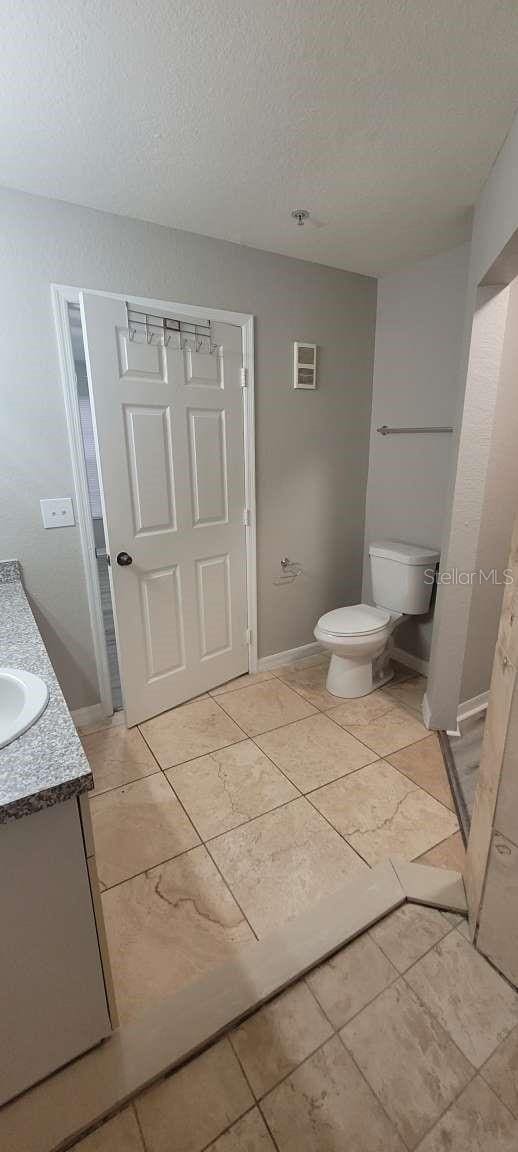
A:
0,561,93,823
0,559,22,584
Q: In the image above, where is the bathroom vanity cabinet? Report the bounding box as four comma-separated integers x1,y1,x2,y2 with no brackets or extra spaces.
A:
0,561,115,1104
0,796,113,1104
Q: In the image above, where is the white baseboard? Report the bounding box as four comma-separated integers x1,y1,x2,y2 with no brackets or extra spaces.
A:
258,640,323,672
457,691,489,726
391,646,429,677
258,640,428,678
428,690,489,737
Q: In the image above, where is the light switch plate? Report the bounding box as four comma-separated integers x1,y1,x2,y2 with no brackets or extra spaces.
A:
40,497,75,529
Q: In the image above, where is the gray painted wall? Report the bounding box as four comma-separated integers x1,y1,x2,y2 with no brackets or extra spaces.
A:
428,109,518,728
362,244,469,660
0,188,376,710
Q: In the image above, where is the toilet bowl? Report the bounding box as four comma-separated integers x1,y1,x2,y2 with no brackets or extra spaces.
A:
314,540,440,699
314,604,402,698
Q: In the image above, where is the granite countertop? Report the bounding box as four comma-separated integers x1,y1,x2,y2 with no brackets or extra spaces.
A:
0,560,92,822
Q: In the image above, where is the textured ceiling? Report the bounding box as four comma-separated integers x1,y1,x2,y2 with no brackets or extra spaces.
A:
2,1,518,274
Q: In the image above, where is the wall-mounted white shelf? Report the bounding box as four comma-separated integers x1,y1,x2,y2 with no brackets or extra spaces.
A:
293,342,317,389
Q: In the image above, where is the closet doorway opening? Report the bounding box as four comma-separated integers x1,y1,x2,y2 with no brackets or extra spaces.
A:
69,302,123,714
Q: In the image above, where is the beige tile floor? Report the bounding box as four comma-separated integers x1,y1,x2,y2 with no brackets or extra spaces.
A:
71,906,518,1152
82,657,463,1024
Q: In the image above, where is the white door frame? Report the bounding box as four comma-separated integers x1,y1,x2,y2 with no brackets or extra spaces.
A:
52,284,257,719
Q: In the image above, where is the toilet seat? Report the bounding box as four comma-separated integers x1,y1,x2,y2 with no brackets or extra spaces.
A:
317,603,391,638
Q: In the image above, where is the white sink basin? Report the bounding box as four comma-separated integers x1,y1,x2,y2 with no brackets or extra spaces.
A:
0,667,49,749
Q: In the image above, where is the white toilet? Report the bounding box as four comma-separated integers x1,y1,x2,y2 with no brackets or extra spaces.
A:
314,541,439,699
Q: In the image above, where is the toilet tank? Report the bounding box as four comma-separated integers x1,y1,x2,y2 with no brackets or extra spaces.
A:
369,541,440,615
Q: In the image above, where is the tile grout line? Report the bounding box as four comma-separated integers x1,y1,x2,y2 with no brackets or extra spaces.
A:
223,1037,284,1152
244,716,385,793
87,672,458,1039
202,836,260,941
479,1052,518,1118
255,749,382,797
131,1100,150,1152
400,1062,480,1148
304,965,401,1036
335,1025,422,1148
195,1104,267,1152
95,842,202,898
368,914,462,975
317,692,430,748
250,1023,406,1148
90,732,261,939
203,694,252,740
208,688,308,738
301,763,449,870
254,1032,337,1106
88,696,373,936
301,786,374,868
82,732,455,824
134,727,163,772
179,681,445,827
164,721,268,940
206,785,371,876
324,906,479,1146
367,925,471,1034
67,914,472,1152
88,745,440,861
93,710,452,854
96,839,224,897
249,925,518,1149
278,674,435,766
164,737,308,841
253,1106,283,1152
89,719,457,933
63,917,496,1152
140,679,381,893
232,1003,337,1104
139,745,457,885
415,827,464,867
357,996,513,1146
136,724,218,846
88,767,163,802
397,932,492,1079
195,793,306,847
102,812,261,945
385,746,458,814
135,670,425,770
209,693,454,848
209,672,276,699
302,754,458,865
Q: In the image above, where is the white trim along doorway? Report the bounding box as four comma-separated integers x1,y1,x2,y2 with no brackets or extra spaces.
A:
52,284,257,726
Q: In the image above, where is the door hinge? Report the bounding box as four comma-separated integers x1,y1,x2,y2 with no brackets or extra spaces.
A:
245,627,253,645
240,366,248,388
243,508,251,527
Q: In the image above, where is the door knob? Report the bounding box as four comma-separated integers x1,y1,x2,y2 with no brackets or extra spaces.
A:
116,551,133,566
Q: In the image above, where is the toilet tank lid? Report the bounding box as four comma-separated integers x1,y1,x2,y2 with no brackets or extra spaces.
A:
369,541,440,566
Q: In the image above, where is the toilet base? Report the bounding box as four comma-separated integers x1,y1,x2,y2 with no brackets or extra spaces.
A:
326,653,394,699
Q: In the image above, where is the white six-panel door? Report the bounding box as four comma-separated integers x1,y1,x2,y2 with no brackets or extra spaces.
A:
80,293,249,725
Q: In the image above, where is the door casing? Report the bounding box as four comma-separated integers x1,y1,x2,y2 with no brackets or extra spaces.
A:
52,284,257,720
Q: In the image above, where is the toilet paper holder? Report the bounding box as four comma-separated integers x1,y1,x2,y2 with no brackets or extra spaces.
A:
274,557,303,585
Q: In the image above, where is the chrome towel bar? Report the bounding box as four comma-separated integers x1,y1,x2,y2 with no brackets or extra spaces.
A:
376,425,453,436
